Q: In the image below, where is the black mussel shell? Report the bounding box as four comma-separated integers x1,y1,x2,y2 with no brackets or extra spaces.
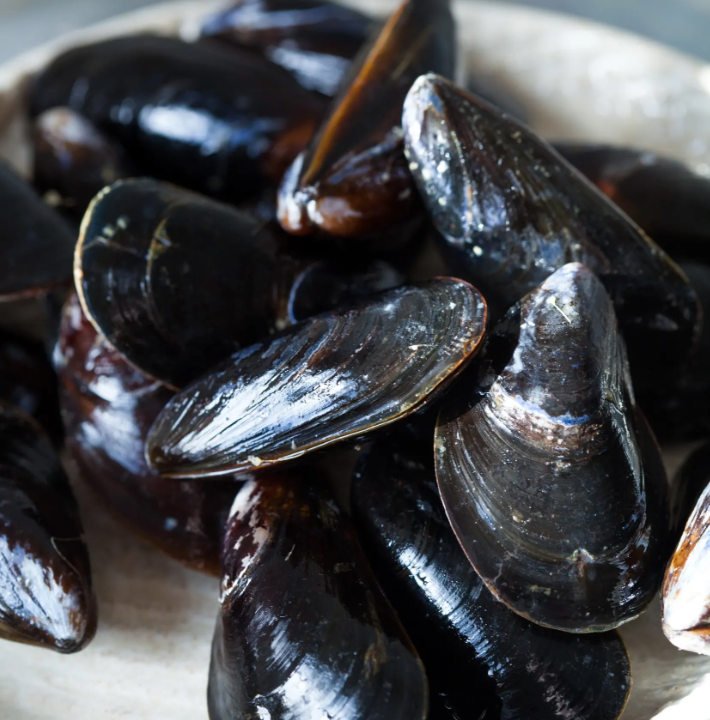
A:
33,107,134,217
75,178,286,388
0,402,96,652
55,294,241,575
0,159,76,300
146,279,487,478
277,0,455,237
31,35,326,202
436,263,669,632
556,143,710,263
208,474,428,720
352,428,632,719
200,0,375,97
402,74,700,398
287,259,403,322
662,461,710,655
0,327,62,442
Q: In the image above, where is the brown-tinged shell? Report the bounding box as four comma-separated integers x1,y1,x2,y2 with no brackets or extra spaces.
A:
277,0,455,237
55,294,241,575
33,107,134,216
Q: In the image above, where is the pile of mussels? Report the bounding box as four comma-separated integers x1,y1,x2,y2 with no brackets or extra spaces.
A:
4,0,710,717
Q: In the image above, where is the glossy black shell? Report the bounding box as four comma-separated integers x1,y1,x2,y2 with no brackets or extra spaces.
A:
436,263,669,632
31,35,326,201
56,294,242,575
277,0,455,237
0,159,76,299
208,475,428,719
200,0,375,96
352,428,632,720
402,74,699,398
75,179,285,388
0,403,96,652
146,279,487,478
33,106,133,216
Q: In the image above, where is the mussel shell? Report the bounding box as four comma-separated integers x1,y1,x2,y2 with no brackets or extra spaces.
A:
208,474,428,720
30,35,326,201
55,294,241,575
287,259,403,322
352,427,632,720
0,159,76,300
436,263,669,632
146,279,487,478
662,476,710,655
402,74,699,397
0,402,96,652
556,143,710,263
33,107,133,217
277,0,455,237
0,328,62,442
75,178,285,388
200,0,375,97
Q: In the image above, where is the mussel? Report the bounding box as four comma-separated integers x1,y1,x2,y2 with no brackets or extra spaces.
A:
640,261,710,441
287,259,403,322
556,143,710,263
74,178,287,388
30,35,326,202
0,402,96,652
208,475,428,719
146,279,487,478
33,107,133,217
55,294,242,575
402,74,699,398
0,158,76,299
199,0,375,97
435,263,669,632
0,327,62,443
662,447,710,655
352,425,632,719
277,0,455,237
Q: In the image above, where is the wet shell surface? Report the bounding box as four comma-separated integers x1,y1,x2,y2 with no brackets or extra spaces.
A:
55,294,242,576
199,0,375,97
30,35,326,201
0,402,96,653
0,159,76,300
352,426,632,720
435,263,669,632
74,178,284,389
208,475,428,720
402,73,699,398
277,0,455,237
146,278,487,478
33,107,133,217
